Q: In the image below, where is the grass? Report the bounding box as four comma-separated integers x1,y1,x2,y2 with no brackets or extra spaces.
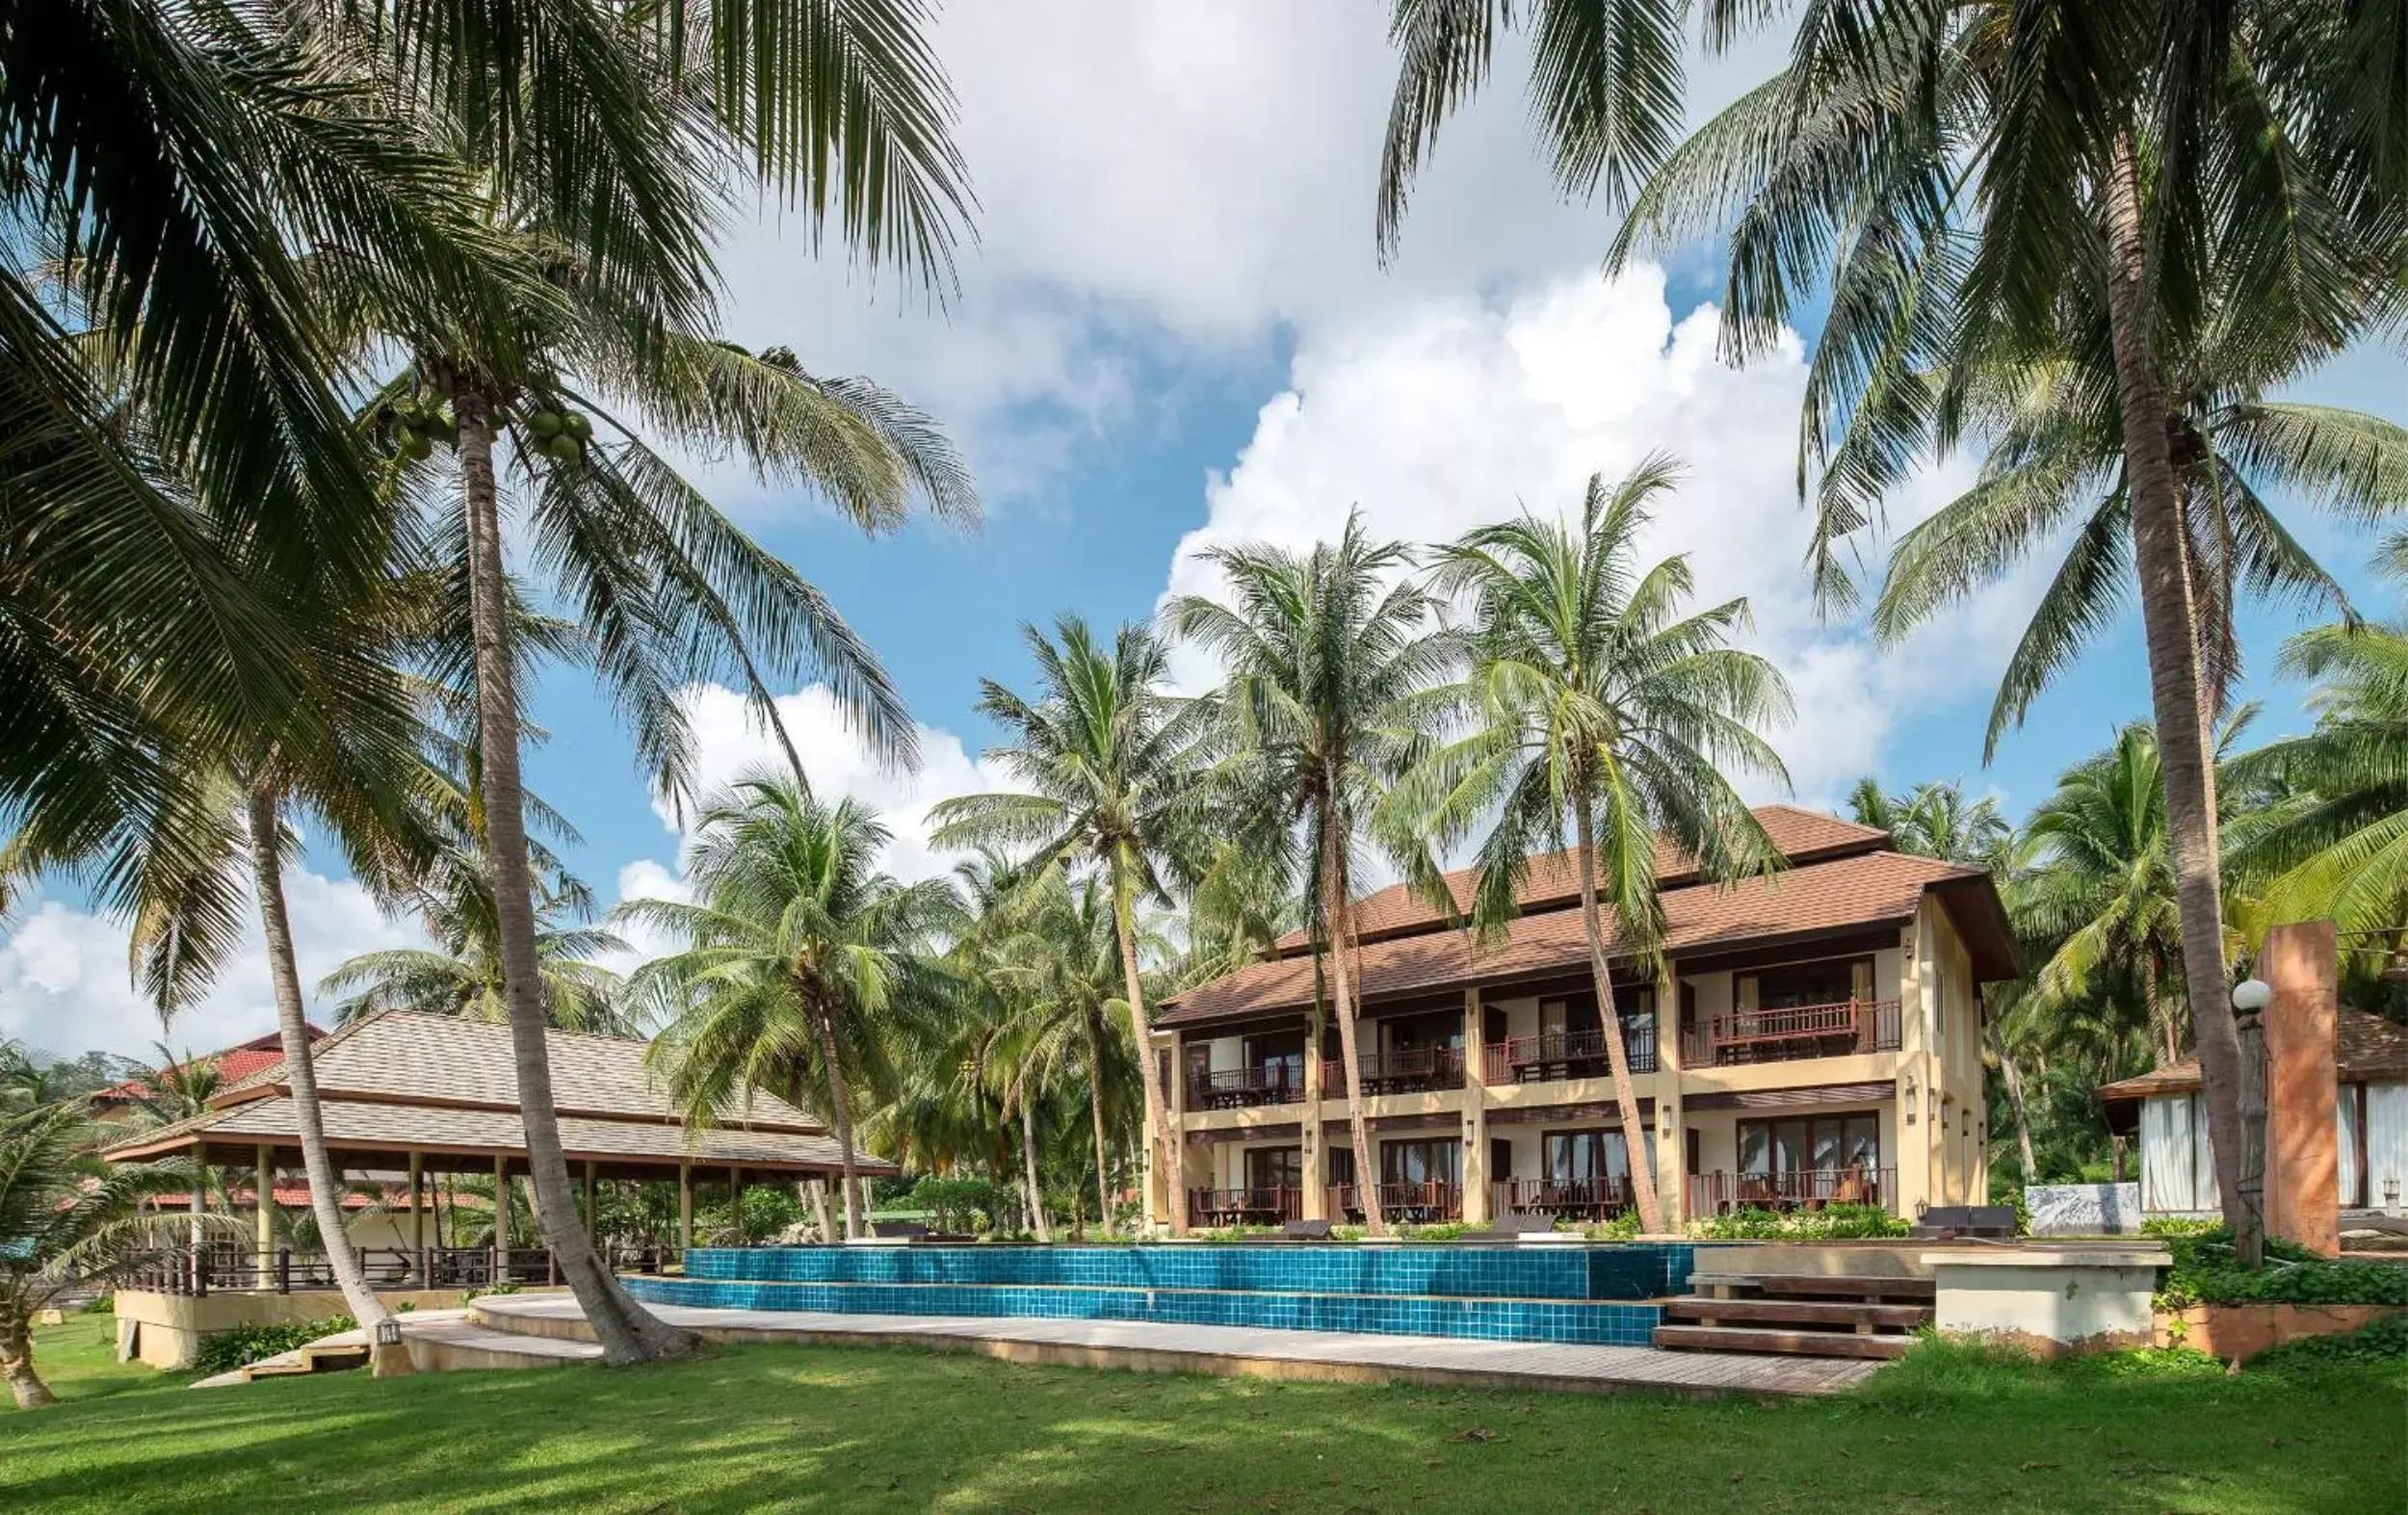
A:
4,1317,2400,1513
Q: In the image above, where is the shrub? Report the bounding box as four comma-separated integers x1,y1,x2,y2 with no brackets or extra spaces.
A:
1687,1204,1910,1241
1567,1212,1644,1241
2141,1216,2218,1239
2155,1227,2408,1310
193,1316,355,1376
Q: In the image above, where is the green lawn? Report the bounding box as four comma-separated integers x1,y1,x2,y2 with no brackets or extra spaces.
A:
4,1316,2399,1513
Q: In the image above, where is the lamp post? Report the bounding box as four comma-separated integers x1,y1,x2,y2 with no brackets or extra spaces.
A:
2233,977,2272,1268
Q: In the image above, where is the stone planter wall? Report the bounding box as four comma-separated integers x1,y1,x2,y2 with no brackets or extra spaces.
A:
2154,1302,2405,1361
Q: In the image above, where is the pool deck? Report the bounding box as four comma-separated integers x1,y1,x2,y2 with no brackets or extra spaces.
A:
474,1292,1881,1398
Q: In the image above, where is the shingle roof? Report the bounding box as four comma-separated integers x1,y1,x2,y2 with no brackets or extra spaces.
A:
1162,849,1992,1028
101,1011,887,1176
215,1012,824,1134
2096,1008,2408,1102
1269,804,1892,953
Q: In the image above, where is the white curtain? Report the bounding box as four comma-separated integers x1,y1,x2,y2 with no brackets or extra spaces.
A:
2339,1084,2363,1209
2140,1094,2191,1213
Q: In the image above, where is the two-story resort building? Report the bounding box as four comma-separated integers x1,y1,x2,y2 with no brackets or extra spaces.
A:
1146,806,2017,1231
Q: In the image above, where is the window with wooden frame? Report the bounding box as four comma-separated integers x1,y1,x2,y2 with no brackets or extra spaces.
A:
1378,1137,1459,1186
1736,1112,1880,1176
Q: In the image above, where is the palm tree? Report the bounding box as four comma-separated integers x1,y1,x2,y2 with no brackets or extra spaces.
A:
1167,519,1458,1236
1846,779,2012,869
624,775,956,1241
2227,574,2408,971
2021,724,2210,1071
322,849,634,1034
1378,0,2400,1257
119,1043,231,1235
1,1100,214,1407
1390,460,1790,1231
928,618,1211,1234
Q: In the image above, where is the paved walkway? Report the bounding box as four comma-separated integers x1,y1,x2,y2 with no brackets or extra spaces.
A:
480,1293,1879,1397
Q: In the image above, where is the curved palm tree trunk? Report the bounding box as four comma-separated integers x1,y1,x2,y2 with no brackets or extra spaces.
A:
456,390,693,1362
2,1318,52,1409
1987,1023,2039,1181
246,781,392,1333
2143,953,2179,1069
1015,1076,1052,1243
1573,801,1664,1233
1109,857,1184,1235
1086,1016,1115,1237
1319,813,1386,1237
2099,128,2253,1255
810,1004,863,1240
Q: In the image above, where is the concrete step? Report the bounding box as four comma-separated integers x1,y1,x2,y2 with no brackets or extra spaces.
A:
402,1312,602,1371
1660,1296,1928,1330
1653,1323,1915,1360
1692,1272,1935,1300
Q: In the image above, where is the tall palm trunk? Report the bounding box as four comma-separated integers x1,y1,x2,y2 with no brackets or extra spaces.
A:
810,1002,863,1240
246,780,391,1333
1572,800,1664,1233
2143,953,2180,1069
2098,128,2253,1253
1109,855,1183,1234
1987,1023,2039,1181
1015,1074,1053,1242
1086,1016,1115,1236
1319,805,1386,1237
455,389,692,1362
3,1319,51,1408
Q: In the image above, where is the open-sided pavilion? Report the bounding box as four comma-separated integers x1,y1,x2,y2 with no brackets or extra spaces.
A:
102,1011,890,1289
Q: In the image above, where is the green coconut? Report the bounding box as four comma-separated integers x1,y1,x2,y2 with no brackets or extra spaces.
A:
547,434,584,464
400,431,433,462
562,411,593,441
530,409,564,438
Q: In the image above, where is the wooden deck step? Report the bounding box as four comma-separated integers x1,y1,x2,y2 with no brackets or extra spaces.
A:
1653,1323,1914,1360
1661,1296,1928,1330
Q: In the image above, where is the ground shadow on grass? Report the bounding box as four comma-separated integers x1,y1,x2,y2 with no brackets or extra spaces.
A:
3,1333,2398,1514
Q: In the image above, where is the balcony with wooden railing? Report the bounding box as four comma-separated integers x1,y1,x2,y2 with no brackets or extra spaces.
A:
1687,1166,1897,1215
1186,1063,1308,1110
1321,1045,1466,1097
1491,1175,1632,1221
1681,998,1900,1067
1326,1181,1461,1222
1187,1187,1304,1225
1482,1024,1658,1084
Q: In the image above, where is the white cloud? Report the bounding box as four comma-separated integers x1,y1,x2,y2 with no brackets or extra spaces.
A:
1153,265,2033,808
0,870,423,1065
638,683,1008,886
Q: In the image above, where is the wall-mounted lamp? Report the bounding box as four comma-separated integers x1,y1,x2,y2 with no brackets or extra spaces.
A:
2232,978,2273,1013
374,1318,404,1348
1904,1078,1919,1125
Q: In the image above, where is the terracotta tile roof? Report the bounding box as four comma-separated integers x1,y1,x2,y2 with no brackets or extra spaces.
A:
2097,1009,2408,1102
1162,849,1987,1028
1269,804,1891,953
95,1026,325,1104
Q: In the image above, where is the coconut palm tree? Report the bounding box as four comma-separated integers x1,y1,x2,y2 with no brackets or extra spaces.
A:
1,1099,216,1407
321,849,634,1033
624,775,956,1241
1378,0,2402,1258
2226,572,2408,970
928,618,1211,1234
1166,519,1459,1235
1387,460,1789,1231
1845,778,2013,869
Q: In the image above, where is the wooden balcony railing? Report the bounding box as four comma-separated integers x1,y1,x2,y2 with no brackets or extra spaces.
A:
1325,1181,1461,1221
1188,1187,1304,1225
1491,1176,1633,1220
1687,1166,1898,1215
1186,1063,1308,1110
1681,998,1900,1066
1482,1024,1658,1084
1321,1045,1466,1096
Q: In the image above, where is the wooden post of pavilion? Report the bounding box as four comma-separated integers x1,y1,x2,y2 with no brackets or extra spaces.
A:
678,1161,694,1255
492,1153,510,1283
728,1165,744,1241
407,1150,425,1285
253,1144,275,1287
582,1160,599,1258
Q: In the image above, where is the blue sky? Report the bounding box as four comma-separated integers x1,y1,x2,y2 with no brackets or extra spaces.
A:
5,4,2399,1062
